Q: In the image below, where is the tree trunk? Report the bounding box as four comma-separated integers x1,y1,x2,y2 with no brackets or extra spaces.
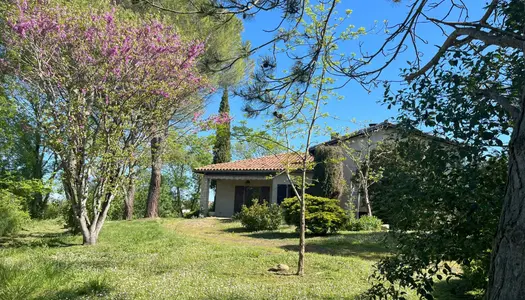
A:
146,134,163,218
363,182,372,217
83,232,98,245
123,175,135,220
487,101,525,299
297,168,307,276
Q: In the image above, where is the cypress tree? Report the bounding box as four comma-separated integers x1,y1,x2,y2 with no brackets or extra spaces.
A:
212,87,231,191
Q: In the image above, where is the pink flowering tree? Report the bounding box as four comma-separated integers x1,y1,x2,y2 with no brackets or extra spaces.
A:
2,0,208,245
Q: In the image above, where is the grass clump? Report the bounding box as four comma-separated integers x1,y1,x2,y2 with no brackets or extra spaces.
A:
346,215,384,232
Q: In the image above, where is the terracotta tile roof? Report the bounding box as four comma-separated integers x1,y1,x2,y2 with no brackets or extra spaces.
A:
194,153,313,173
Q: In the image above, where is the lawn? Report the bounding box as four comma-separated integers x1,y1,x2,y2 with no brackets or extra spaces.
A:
0,218,459,299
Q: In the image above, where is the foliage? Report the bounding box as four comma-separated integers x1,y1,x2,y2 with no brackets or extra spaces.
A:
364,138,506,299
346,216,383,232
211,88,231,190
0,190,30,237
118,0,251,88
42,201,64,220
238,200,282,231
1,0,208,244
282,194,347,235
231,124,287,160
213,88,232,165
162,133,213,216
377,2,525,297
311,145,345,199
0,91,55,219
0,177,44,236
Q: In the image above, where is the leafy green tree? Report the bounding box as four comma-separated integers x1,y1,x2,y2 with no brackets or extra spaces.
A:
210,87,232,191
364,138,506,299
163,132,213,215
352,1,525,296
115,0,250,218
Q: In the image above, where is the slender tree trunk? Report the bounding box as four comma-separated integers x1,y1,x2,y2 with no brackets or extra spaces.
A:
146,133,163,218
123,175,135,220
487,97,525,299
297,167,307,276
296,67,325,276
363,170,372,216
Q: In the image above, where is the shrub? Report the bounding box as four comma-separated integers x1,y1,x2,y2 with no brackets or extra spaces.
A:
0,190,30,236
282,194,347,235
239,200,282,231
346,215,383,231
183,209,200,219
42,201,64,220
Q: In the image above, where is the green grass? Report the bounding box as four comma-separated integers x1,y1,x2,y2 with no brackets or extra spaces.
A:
0,218,460,299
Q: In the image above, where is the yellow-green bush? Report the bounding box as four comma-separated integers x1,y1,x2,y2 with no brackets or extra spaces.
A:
0,190,30,236
281,194,347,235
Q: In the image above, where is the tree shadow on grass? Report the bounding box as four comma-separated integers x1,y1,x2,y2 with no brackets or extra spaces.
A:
245,231,299,240
0,231,78,249
216,217,235,223
221,227,299,240
432,278,479,300
280,232,392,260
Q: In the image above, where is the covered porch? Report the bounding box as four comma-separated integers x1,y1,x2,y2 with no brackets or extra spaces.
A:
199,173,294,217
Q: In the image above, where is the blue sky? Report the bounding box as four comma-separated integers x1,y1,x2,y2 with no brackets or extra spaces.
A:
204,1,486,145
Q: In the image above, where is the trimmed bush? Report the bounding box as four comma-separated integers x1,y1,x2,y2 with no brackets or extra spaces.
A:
346,215,383,231
0,190,30,236
282,194,347,235
239,200,282,231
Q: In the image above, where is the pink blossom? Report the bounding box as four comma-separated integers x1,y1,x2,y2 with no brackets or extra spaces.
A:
193,111,204,122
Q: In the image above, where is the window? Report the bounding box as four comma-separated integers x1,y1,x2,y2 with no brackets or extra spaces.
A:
277,184,295,205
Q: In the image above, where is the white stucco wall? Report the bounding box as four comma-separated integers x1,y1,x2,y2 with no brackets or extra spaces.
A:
213,173,313,217
339,129,397,212
215,179,272,217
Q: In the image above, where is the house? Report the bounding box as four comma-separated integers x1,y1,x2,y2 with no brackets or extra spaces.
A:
195,121,453,217
194,153,313,217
